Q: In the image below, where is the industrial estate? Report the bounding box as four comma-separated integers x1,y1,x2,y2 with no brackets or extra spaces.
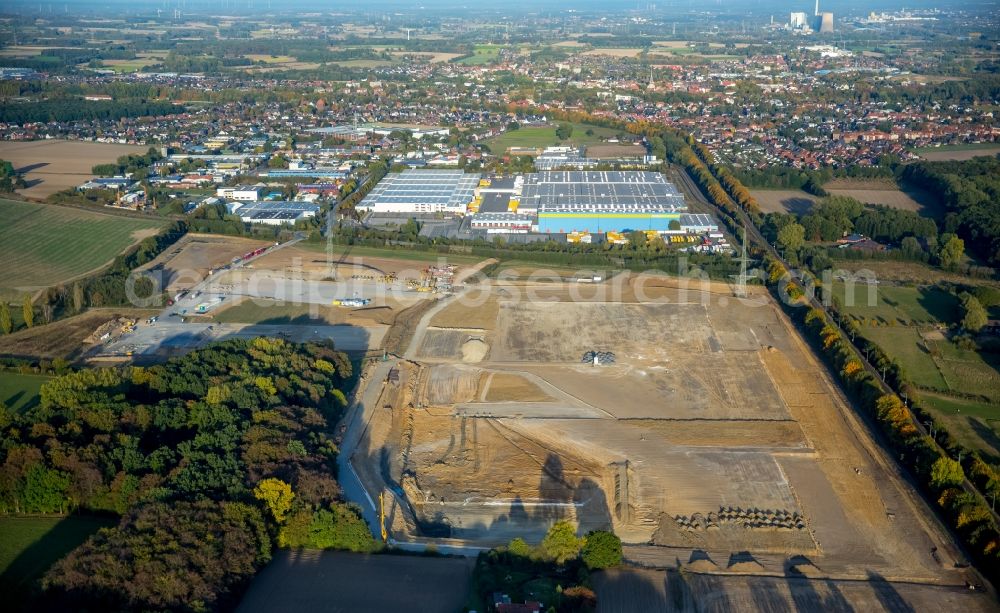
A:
0,1,999,612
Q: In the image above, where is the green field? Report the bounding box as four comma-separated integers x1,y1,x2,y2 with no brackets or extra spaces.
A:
485,123,620,153
857,322,998,402
923,392,1000,462
491,261,610,280
298,241,484,265
910,143,1000,154
0,372,52,413
212,299,344,325
830,282,959,325
0,199,164,300
0,515,116,611
932,339,1000,402
860,324,1000,457
455,44,502,65
859,327,948,390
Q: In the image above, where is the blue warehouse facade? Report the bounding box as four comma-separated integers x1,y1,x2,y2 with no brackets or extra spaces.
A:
537,211,682,234
521,171,687,234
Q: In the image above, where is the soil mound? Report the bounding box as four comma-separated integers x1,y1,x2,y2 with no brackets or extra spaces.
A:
727,552,764,573
685,559,720,573
790,562,823,577
461,338,488,363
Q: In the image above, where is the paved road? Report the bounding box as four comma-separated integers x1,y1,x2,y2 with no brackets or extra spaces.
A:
337,359,396,533
336,256,503,556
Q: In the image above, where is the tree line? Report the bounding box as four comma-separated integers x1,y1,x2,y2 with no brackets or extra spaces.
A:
471,520,622,612
0,99,179,124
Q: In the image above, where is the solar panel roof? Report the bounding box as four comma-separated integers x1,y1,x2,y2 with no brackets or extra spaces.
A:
360,169,480,211
522,171,686,213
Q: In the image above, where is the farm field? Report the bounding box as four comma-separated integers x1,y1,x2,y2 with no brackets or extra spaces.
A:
0,199,164,300
852,312,1000,455
237,550,473,613
825,178,940,215
329,59,396,68
752,180,941,216
454,44,502,65
580,47,643,58
0,140,147,199
749,189,818,214
485,122,620,153
0,515,116,613
0,372,52,413
913,143,1000,161
390,51,463,63
97,53,165,72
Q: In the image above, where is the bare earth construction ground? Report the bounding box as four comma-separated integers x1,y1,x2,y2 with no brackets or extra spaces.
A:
351,273,990,607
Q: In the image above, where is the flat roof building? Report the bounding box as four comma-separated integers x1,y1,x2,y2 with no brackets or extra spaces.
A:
534,147,599,171
235,201,320,226
523,171,687,233
471,213,535,234
358,169,479,215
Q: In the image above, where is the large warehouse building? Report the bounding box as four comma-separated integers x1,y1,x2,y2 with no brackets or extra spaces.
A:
523,171,687,233
358,169,480,214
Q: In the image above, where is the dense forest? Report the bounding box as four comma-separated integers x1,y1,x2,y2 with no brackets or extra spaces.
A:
901,156,1000,267
0,338,372,611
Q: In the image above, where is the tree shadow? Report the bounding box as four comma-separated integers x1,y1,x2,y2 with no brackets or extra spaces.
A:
898,183,946,220
916,287,959,325
2,390,27,410
256,313,331,326
783,555,854,613
15,162,48,173
866,570,915,613
0,515,116,613
746,575,787,613
590,566,670,612
780,197,816,216
967,417,1000,464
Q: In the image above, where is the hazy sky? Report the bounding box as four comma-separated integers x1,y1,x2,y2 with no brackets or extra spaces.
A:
9,0,978,11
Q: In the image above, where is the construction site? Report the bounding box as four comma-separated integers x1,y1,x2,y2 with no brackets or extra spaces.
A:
349,271,983,590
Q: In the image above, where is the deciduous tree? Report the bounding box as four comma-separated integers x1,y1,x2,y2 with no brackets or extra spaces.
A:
0,302,11,334
581,530,622,569
254,478,294,523
22,294,33,328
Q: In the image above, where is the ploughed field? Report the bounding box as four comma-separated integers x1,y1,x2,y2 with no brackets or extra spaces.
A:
0,199,164,300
